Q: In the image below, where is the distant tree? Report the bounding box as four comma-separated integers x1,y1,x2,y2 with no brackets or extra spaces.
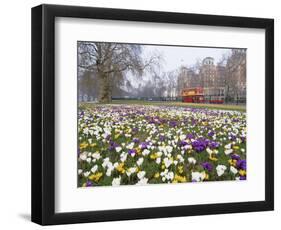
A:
225,49,246,100
166,71,177,97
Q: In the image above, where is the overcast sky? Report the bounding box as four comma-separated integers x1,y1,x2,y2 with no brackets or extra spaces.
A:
142,45,232,72
126,45,233,88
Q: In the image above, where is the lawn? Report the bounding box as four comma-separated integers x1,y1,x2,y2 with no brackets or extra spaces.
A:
89,100,246,112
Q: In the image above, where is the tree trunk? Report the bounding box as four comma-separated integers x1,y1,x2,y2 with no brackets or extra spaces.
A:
98,72,112,103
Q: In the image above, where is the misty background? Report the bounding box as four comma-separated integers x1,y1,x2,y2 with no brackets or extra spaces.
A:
78,42,246,103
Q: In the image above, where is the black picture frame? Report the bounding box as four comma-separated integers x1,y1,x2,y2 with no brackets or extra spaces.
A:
31,4,274,225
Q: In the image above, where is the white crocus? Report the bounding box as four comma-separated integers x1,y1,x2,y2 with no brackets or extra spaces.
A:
188,157,197,165
126,142,134,150
120,152,127,162
177,154,184,163
230,166,238,174
137,171,146,179
191,172,204,182
126,167,137,177
206,147,213,156
216,165,227,176
105,162,114,176
83,171,90,178
115,146,122,153
88,130,94,136
163,157,173,168
224,149,233,155
167,171,174,180
79,152,87,161
166,146,173,153
183,144,192,150
137,157,144,166
102,157,110,168
225,143,232,149
86,157,91,163
136,177,148,185
179,134,186,141
142,149,150,156
92,152,101,160
156,157,161,164
90,165,98,174
112,177,121,186
83,127,89,135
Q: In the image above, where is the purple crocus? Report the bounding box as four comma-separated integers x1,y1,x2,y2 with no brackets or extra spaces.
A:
192,138,209,152
229,134,237,141
178,140,187,146
231,154,241,161
209,141,219,149
208,131,215,137
192,140,206,152
239,176,246,180
159,135,165,142
132,127,139,134
108,141,119,151
105,135,111,141
241,136,246,143
169,120,178,127
140,142,149,150
133,138,140,143
86,181,93,187
128,149,136,155
201,162,213,172
236,159,246,170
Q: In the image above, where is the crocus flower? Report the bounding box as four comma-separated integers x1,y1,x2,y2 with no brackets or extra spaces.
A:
112,176,121,186
201,162,213,172
236,159,246,170
216,165,227,176
231,154,241,161
128,149,136,156
86,181,93,187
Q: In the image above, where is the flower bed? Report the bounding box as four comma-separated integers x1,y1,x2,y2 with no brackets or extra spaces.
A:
78,104,246,187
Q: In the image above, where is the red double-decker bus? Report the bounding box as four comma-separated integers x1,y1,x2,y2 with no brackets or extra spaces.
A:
181,87,225,104
181,87,205,103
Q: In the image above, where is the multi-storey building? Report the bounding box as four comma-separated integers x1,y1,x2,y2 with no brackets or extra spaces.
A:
180,51,246,103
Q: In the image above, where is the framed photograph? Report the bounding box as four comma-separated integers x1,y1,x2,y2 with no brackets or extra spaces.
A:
31,4,274,225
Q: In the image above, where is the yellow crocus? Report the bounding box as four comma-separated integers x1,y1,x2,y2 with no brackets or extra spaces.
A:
204,172,209,180
116,163,125,174
136,147,141,154
239,170,246,176
209,155,218,161
89,172,103,182
228,159,237,166
154,173,160,178
177,166,184,174
80,142,89,149
173,174,187,183
150,153,157,160
90,143,97,147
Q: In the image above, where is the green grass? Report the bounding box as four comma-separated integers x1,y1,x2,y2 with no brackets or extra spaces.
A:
84,100,246,112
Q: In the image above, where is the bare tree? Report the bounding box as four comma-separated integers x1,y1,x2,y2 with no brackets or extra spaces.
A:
78,42,160,103
225,49,246,102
